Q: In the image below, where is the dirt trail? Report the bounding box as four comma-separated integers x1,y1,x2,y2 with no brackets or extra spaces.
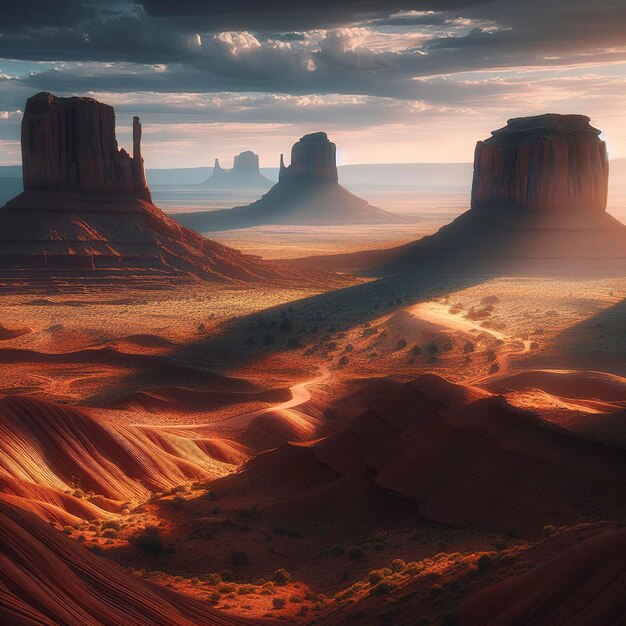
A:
406,301,531,383
143,365,331,431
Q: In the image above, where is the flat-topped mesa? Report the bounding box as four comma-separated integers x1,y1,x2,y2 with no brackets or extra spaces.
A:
471,113,609,213
280,131,338,183
233,150,260,174
21,92,151,200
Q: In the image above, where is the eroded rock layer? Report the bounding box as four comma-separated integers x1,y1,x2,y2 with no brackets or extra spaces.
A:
471,114,609,213
22,92,150,201
184,131,402,227
1,93,339,288
280,132,338,182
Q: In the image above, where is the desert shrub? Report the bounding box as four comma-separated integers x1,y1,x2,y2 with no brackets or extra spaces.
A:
237,506,259,521
101,519,121,531
238,585,255,595
272,568,292,585
102,528,117,539
338,356,349,365
272,597,286,609
370,580,397,596
463,342,475,353
427,343,438,354
231,551,249,565
403,561,424,575
344,344,353,352
411,345,422,355
209,591,220,604
367,569,387,585
476,555,493,571
390,558,405,573
218,584,235,593
204,572,222,585
396,338,407,349
129,526,165,554
348,547,365,560
62,526,73,535
543,524,558,537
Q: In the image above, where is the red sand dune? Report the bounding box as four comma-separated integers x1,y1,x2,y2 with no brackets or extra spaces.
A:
228,372,626,536
458,527,626,626
0,395,245,522
0,498,260,625
487,368,626,401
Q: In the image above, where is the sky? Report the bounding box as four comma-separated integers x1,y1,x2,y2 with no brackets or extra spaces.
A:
1,0,626,168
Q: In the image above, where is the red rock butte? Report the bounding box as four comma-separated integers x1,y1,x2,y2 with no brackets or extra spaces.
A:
0,92,336,290
280,131,339,182
295,113,626,274
180,131,403,229
471,114,609,214
22,92,151,200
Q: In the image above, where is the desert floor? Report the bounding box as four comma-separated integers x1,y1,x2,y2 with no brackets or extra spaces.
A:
1,261,624,623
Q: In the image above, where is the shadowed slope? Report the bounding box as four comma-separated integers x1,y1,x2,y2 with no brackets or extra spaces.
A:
458,528,626,626
224,372,626,536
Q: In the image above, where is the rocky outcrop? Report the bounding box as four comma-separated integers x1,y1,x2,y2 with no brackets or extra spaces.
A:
471,114,608,213
183,132,402,228
201,151,271,189
292,114,626,274
0,93,337,288
280,132,338,182
21,92,150,201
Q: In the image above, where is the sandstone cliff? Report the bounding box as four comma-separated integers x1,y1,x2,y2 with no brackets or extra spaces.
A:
280,132,338,182
471,114,608,214
0,93,338,289
22,92,151,201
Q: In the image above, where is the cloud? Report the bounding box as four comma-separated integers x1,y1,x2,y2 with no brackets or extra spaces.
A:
2,0,626,165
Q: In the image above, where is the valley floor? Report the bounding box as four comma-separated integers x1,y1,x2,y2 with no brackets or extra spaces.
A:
0,270,624,625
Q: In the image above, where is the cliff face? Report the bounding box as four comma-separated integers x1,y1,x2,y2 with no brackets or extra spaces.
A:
21,92,150,200
471,114,609,213
281,132,338,182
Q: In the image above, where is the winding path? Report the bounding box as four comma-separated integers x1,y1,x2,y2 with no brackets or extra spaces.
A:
406,301,531,383
144,365,331,431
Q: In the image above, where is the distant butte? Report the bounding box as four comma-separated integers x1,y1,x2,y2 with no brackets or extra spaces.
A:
175,131,406,231
291,114,626,274
0,93,341,290
201,150,273,189
471,114,609,214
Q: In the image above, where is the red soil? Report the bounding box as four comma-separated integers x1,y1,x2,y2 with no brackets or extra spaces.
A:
0,498,261,626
